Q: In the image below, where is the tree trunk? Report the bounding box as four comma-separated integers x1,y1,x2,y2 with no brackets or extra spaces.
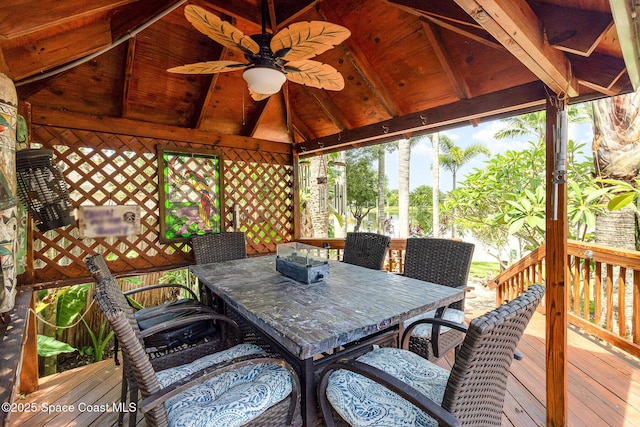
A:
595,207,636,249
398,139,410,238
432,134,440,237
377,145,386,234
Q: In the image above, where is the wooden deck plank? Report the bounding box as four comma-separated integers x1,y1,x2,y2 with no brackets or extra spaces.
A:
8,312,640,427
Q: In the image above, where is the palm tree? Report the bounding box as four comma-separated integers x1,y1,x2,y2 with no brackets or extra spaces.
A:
377,144,386,233
592,91,640,250
431,133,440,237
398,138,411,238
440,138,490,237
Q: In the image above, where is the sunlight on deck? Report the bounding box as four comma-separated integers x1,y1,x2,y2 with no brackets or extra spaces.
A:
7,312,640,427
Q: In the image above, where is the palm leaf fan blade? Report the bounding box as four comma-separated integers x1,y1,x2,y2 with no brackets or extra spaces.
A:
285,60,344,91
184,5,260,55
271,21,351,61
167,60,247,74
249,91,272,101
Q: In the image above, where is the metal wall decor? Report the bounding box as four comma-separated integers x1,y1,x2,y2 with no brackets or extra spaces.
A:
15,148,74,232
317,155,328,213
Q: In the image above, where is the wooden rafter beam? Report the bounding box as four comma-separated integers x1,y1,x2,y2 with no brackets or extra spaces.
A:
319,4,401,117
195,46,229,129
299,81,547,155
303,86,350,131
120,38,136,118
32,106,292,154
453,0,579,97
385,0,503,50
245,95,273,138
420,20,471,100
530,2,613,57
0,0,138,39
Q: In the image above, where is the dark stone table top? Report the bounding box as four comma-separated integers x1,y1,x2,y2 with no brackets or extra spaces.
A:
190,256,464,359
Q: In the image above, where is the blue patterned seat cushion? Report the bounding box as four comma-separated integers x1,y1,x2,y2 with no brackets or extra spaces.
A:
406,308,465,338
326,347,451,426
156,343,293,427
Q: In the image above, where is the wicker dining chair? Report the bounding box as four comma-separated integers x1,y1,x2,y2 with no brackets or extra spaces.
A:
85,254,238,427
402,238,475,361
191,231,247,264
89,257,303,427
191,231,248,305
342,232,390,270
318,284,545,427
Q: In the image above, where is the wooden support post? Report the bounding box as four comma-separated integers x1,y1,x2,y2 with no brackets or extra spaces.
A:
545,91,568,425
19,291,38,394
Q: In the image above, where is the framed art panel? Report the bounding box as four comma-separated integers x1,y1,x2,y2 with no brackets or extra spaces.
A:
158,146,223,243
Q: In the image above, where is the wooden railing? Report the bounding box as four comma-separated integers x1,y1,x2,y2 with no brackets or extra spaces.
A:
492,239,640,359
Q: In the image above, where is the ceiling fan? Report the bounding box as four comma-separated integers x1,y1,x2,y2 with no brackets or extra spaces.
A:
168,2,351,101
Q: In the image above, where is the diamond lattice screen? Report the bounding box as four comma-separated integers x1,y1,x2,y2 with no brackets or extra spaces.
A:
24,126,293,286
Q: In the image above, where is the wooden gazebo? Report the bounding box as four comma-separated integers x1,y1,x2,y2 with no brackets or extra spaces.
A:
1,1,638,425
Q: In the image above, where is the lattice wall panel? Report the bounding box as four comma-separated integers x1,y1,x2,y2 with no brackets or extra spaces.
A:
24,125,293,286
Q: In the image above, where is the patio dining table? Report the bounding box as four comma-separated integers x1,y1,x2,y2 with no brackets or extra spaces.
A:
190,255,464,426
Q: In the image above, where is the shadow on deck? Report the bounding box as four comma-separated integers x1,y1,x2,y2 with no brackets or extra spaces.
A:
8,312,640,427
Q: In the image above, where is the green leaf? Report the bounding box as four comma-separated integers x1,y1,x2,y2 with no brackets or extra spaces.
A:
37,335,76,357
608,192,636,211
56,284,91,328
508,217,525,234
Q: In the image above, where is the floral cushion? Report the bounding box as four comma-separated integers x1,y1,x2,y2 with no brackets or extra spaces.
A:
406,308,465,339
326,347,451,426
156,343,293,427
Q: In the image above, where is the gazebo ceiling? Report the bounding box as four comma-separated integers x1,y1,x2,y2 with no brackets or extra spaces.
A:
1,0,637,155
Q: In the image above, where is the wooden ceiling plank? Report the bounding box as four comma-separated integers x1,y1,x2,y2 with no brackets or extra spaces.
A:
570,52,626,95
245,96,273,137
303,86,351,131
420,21,471,100
320,3,402,117
298,81,547,154
454,0,579,97
290,108,316,141
422,15,503,50
273,1,320,29
384,0,503,50
120,38,137,117
2,16,114,81
0,0,137,39
32,105,292,154
531,2,613,57
195,46,231,129
385,0,480,28
610,0,640,90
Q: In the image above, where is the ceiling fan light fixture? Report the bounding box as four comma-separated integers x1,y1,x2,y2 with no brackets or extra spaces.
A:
242,67,286,95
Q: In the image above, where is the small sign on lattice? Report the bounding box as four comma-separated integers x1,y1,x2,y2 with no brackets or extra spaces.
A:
78,205,141,238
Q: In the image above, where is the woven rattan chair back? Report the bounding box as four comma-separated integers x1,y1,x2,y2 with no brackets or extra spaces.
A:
342,232,390,270
403,238,474,311
191,232,247,264
442,284,545,425
86,254,169,426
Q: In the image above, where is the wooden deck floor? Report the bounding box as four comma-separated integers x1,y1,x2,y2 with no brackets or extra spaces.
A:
8,312,640,427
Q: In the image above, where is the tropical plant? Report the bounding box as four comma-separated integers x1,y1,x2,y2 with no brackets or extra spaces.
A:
439,138,490,237
82,318,114,362
447,138,612,259
345,149,377,231
409,185,434,235
36,335,76,358
35,283,92,373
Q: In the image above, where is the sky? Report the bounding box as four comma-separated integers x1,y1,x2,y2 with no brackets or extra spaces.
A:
384,117,595,192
